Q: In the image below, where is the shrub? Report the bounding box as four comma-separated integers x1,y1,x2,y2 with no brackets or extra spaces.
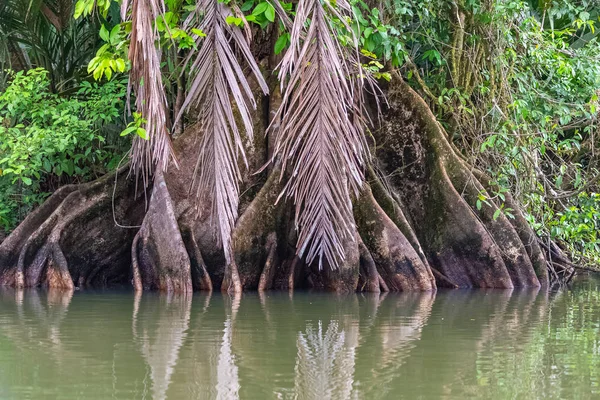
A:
0,68,129,232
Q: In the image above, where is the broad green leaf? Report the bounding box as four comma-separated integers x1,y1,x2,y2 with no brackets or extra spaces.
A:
253,2,269,15
493,209,502,221
274,33,289,54
241,0,254,11
265,4,275,22
99,25,110,42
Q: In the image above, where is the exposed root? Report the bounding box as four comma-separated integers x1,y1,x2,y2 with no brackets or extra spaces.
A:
181,228,213,291
258,233,277,291
0,166,144,289
221,260,243,294
357,238,382,293
355,185,435,291
230,167,283,290
536,238,582,284
471,169,549,284
132,171,192,293
429,267,459,288
367,167,428,266
284,256,303,291
45,243,74,290
303,231,360,293
443,151,540,287
374,76,548,288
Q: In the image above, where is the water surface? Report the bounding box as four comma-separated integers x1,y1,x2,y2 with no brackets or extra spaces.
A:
0,278,599,399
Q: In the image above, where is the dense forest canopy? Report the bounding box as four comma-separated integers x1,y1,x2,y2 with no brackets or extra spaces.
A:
0,0,599,292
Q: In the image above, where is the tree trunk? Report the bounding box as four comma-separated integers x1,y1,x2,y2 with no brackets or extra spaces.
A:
0,75,553,292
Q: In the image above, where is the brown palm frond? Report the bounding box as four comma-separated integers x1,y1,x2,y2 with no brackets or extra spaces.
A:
271,0,372,269
176,0,269,262
122,0,175,185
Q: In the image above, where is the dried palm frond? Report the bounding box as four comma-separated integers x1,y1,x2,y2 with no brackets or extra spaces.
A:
122,0,175,185
176,0,268,262
266,0,293,31
271,0,373,269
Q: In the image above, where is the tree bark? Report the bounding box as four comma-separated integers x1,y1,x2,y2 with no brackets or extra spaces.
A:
0,75,555,292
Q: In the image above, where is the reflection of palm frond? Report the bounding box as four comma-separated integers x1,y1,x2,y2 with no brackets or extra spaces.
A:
216,318,240,399
295,321,355,399
123,0,175,184
176,0,268,261
271,0,370,269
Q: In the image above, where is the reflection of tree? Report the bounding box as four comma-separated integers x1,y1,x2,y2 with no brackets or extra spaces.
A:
471,282,600,399
0,289,73,357
0,289,151,398
132,292,191,400
161,293,242,400
216,318,240,399
0,283,599,399
391,288,550,399
352,292,436,399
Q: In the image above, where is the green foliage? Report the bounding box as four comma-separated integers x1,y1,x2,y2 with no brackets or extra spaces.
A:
121,112,149,139
373,0,600,265
351,0,407,67
550,193,600,264
245,1,277,27
75,0,113,18
88,24,129,81
274,33,291,54
0,69,129,232
1,0,104,92
475,0,600,264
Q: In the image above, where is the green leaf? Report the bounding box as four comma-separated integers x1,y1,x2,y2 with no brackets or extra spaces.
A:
115,58,126,72
88,57,100,73
253,2,269,15
191,28,206,37
99,25,110,42
241,0,254,11
136,127,148,140
93,67,102,80
274,33,289,54
265,4,275,22
74,0,86,19
493,209,502,221
225,16,242,26
21,177,32,186
120,126,137,136
109,25,120,44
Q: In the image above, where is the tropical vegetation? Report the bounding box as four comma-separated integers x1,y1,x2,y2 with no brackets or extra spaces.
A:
0,0,599,292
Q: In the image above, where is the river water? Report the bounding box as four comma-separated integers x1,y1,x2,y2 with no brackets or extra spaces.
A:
0,277,598,399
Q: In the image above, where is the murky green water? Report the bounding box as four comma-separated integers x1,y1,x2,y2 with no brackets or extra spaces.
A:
0,278,599,399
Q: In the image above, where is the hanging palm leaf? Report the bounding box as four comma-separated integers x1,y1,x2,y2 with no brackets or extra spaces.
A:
176,0,269,262
271,0,371,269
122,0,175,184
